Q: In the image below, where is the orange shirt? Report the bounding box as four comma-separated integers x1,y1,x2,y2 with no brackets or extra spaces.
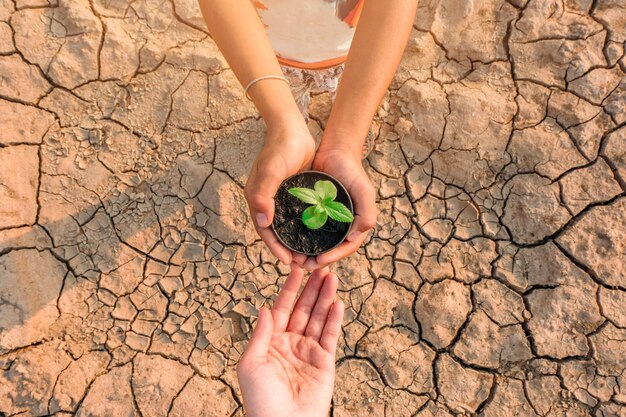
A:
254,0,364,70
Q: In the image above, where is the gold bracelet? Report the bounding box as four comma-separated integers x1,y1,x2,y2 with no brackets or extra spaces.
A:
244,75,290,101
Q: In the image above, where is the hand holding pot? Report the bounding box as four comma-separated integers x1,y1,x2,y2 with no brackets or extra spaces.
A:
244,121,316,265
304,144,377,270
237,268,344,417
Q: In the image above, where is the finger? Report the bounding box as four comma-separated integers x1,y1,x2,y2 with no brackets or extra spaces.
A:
304,272,339,342
313,230,369,269
292,253,308,267
245,157,294,265
286,268,328,335
303,257,320,271
271,268,304,332
320,299,345,354
245,161,285,228
242,307,274,363
346,182,377,242
254,224,292,265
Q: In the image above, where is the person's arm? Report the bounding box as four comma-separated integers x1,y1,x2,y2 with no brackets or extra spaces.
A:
198,0,300,127
198,1,316,266
325,0,419,155
310,0,419,269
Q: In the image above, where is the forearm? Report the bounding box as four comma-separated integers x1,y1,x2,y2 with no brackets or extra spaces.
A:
198,0,302,129
323,0,419,156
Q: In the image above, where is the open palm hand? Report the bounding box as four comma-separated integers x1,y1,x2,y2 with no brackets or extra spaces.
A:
237,268,344,417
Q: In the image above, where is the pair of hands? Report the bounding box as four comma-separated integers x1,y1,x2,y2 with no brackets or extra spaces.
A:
237,268,344,417
244,120,377,270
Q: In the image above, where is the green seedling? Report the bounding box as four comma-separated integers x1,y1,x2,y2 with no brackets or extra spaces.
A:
288,180,354,230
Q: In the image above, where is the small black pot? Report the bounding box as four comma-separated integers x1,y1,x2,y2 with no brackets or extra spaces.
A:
272,171,354,256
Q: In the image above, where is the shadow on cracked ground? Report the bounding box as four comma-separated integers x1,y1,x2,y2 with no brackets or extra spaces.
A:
0,0,625,416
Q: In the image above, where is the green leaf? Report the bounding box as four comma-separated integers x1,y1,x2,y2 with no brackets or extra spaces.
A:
324,201,354,223
314,180,337,201
288,187,320,205
302,205,328,229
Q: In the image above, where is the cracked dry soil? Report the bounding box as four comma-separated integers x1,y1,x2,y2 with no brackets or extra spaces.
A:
0,0,625,416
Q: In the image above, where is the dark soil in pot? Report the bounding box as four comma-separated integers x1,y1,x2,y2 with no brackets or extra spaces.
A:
272,171,353,256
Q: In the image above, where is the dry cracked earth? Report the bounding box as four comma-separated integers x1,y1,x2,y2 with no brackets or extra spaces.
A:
0,0,625,416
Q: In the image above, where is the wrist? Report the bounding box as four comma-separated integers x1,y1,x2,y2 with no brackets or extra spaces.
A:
265,110,308,137
264,114,312,145
248,79,305,133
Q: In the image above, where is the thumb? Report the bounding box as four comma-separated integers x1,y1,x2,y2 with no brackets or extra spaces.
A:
346,180,377,242
245,162,286,228
243,307,274,362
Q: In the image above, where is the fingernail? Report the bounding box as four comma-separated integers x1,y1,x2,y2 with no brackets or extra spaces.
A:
280,253,291,265
304,258,318,271
256,213,269,228
347,231,360,242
